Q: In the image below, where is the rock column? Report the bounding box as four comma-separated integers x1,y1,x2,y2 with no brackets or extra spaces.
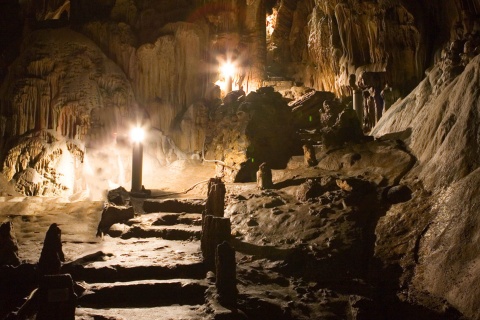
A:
353,89,364,125
245,0,267,91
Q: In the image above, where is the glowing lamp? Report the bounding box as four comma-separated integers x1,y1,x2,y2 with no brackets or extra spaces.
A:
220,62,235,78
220,61,235,93
130,127,145,143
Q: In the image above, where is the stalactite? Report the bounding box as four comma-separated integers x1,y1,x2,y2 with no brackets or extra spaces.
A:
0,28,136,195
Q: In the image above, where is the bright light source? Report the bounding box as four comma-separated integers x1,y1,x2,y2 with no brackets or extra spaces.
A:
130,127,145,143
220,62,235,78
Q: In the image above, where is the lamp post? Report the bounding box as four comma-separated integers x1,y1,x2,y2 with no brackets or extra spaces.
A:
130,127,144,193
221,61,235,93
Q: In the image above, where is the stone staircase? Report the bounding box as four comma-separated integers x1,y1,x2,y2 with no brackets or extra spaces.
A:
69,198,209,320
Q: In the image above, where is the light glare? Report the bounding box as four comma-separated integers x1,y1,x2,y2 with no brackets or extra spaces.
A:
130,127,145,143
220,62,235,78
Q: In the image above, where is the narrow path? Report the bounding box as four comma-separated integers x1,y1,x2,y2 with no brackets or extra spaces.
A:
70,198,209,320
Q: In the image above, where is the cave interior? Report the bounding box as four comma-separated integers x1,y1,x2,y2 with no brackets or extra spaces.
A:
0,0,480,319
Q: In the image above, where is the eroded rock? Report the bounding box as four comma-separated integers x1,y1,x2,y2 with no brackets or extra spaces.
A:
0,221,20,267
206,87,295,182
38,223,64,276
96,204,134,237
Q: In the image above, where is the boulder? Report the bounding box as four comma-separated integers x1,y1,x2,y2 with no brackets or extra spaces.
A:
206,87,295,182
107,186,130,206
289,91,335,128
96,204,135,237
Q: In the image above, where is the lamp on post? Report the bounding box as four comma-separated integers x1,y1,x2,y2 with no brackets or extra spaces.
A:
221,61,235,93
130,127,144,193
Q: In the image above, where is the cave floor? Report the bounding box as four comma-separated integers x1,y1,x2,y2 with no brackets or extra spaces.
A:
0,142,458,319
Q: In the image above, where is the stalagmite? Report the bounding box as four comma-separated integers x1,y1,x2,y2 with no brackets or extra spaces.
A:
0,221,21,267
302,143,318,167
256,162,273,189
38,223,65,277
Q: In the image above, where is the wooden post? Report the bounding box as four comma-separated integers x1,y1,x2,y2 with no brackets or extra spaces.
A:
205,177,226,218
216,241,237,308
201,216,231,271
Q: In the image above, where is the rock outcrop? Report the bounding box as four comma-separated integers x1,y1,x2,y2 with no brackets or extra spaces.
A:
373,51,480,320
206,87,295,182
267,0,469,96
0,221,21,266
0,28,136,196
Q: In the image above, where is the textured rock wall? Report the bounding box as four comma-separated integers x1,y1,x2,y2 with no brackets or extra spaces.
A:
78,0,269,154
0,28,136,196
268,0,469,96
373,31,480,320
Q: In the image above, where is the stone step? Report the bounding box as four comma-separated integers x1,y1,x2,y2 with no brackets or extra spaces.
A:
77,279,208,308
143,198,205,214
119,224,202,241
75,305,206,320
67,262,206,283
63,238,202,272
128,212,202,226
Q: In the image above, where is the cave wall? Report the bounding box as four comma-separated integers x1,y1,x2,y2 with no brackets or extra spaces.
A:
372,6,480,318
267,0,475,96
0,28,136,196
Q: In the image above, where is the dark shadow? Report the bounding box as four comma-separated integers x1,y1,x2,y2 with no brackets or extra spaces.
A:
231,238,294,261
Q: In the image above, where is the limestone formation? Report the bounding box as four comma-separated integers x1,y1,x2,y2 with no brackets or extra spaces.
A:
38,223,64,276
302,143,318,167
321,106,364,150
268,1,424,95
319,99,343,129
0,28,136,196
205,87,295,182
0,221,21,267
289,90,336,129
256,162,273,190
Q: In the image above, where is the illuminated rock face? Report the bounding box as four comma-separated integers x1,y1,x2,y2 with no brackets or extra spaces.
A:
373,47,480,320
0,28,136,196
267,0,461,96
206,88,295,182
81,21,207,137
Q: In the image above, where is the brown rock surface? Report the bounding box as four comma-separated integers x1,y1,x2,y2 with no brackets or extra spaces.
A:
206,88,295,182
373,55,480,320
0,28,136,196
0,221,21,266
